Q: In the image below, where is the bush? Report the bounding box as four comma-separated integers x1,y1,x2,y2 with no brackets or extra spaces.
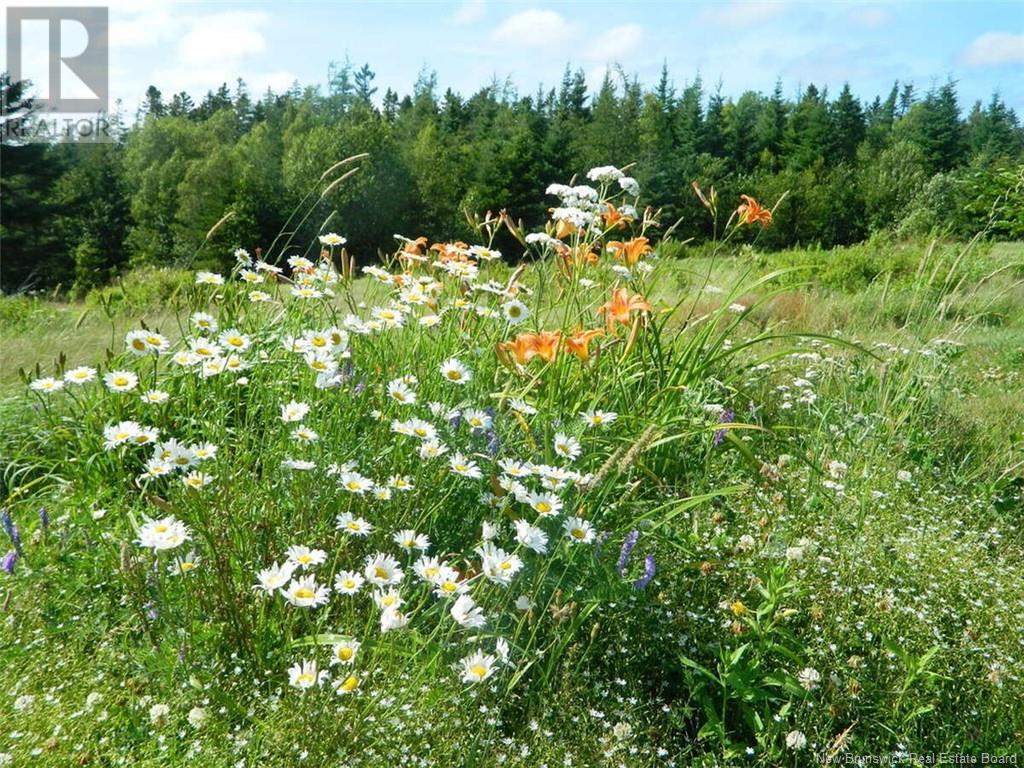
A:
84,265,193,315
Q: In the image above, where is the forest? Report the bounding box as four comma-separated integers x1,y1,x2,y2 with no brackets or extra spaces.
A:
2,62,1023,295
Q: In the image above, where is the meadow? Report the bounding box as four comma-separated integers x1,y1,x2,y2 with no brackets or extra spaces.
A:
1,168,1023,767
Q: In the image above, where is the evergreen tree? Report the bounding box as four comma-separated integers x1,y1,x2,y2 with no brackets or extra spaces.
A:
832,84,866,163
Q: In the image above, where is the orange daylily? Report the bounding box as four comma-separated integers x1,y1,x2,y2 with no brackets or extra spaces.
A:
531,331,562,362
736,195,772,228
430,241,471,263
598,288,652,332
553,219,576,240
564,328,604,361
497,330,562,365
606,237,652,266
601,202,633,230
498,334,538,365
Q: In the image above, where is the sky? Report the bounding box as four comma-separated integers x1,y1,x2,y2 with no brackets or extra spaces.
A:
3,0,1023,117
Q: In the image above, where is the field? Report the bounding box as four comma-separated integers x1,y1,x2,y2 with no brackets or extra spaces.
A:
1,176,1023,767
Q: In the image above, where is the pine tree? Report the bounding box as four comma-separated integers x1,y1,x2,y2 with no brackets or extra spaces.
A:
832,84,866,163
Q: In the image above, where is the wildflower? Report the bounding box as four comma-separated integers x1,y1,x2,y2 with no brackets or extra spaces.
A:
380,606,410,632
393,529,430,551
527,492,562,517
477,543,523,586
218,329,251,353
786,730,807,750
713,408,735,447
137,517,190,551
440,358,472,384
388,475,414,492
191,312,217,333
515,595,533,612
334,570,365,595
182,471,212,489
288,659,328,690
195,271,225,285
460,650,497,684
509,398,537,416
126,330,168,355
141,389,170,404
606,237,651,266
553,433,581,461
364,552,403,587
463,408,493,432
587,165,624,183
29,376,64,393
581,409,617,428
103,370,139,392
618,176,640,196
319,233,347,247
564,328,603,361
334,675,361,695
192,442,218,460
451,594,486,629
398,418,437,441
291,424,319,443
1,551,16,575
617,530,639,575
282,574,330,607
514,519,549,555
564,517,595,544
826,460,848,479
336,512,373,536
286,545,327,570
598,288,652,332
499,459,533,478
338,471,374,494
305,351,337,375
387,378,416,405
330,639,361,665
419,440,448,459
498,333,539,365
149,703,170,725
449,453,482,479
501,299,530,325
170,551,200,575
187,706,207,729
64,366,97,384
797,667,821,691
633,554,656,589
254,562,294,594
736,195,772,227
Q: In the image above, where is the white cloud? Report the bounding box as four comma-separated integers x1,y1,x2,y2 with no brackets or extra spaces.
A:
451,0,486,25
697,1,790,27
493,9,573,48
585,23,643,61
107,1,178,48
961,32,1024,68
177,11,269,67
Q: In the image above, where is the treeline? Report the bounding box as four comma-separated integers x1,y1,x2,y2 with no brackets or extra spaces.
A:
2,63,1023,294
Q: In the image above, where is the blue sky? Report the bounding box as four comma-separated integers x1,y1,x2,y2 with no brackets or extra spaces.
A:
4,1,1024,115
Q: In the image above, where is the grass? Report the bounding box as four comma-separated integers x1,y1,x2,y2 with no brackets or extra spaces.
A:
1,180,1023,767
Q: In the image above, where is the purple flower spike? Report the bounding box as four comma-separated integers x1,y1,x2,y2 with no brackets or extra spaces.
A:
38,506,49,531
617,530,639,576
713,408,735,447
1,551,17,575
633,554,656,590
1,509,21,554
